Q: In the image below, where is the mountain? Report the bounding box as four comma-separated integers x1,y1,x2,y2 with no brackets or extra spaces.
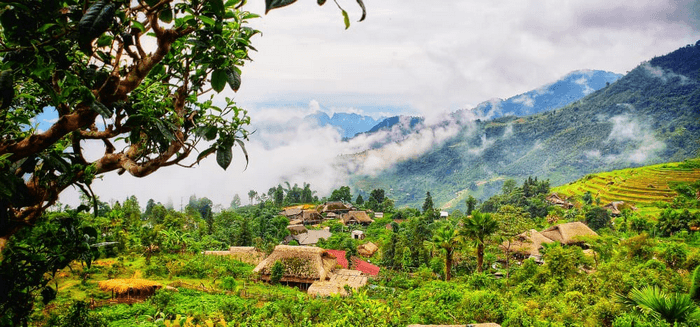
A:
474,70,622,119
305,112,384,138
349,42,700,211
367,116,423,134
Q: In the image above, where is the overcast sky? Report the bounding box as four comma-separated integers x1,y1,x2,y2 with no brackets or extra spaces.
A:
59,0,700,209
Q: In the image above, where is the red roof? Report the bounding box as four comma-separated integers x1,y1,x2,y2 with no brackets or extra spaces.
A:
326,249,349,269
325,249,380,276
352,258,380,276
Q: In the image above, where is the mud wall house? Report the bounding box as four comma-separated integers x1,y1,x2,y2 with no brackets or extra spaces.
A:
341,211,374,225
351,230,365,240
252,245,338,289
540,221,598,246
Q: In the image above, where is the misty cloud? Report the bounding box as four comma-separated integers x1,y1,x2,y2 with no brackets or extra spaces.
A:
605,114,665,164
512,94,535,107
641,62,692,84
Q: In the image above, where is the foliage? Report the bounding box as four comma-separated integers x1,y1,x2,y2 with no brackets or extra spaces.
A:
586,206,611,231
329,186,352,203
459,210,498,273
270,260,285,284
618,286,699,324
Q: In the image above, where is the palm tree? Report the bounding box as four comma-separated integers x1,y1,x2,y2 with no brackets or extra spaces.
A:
424,225,460,281
617,286,699,324
459,210,498,273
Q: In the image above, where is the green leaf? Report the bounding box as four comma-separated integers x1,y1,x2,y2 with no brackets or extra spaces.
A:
216,145,233,170
317,0,326,5
131,20,146,33
356,0,366,21
342,9,350,29
155,120,175,141
235,139,249,170
159,6,173,23
90,101,113,117
242,13,261,20
226,67,241,92
200,15,216,26
211,69,227,92
197,147,216,162
265,0,297,14
96,34,113,47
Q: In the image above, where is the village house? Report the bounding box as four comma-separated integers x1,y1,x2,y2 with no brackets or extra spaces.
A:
252,245,338,289
340,211,374,225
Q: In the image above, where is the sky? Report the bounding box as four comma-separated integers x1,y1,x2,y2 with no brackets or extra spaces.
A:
58,0,700,209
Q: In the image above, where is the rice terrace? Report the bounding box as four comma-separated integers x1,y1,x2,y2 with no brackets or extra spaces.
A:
1,1,700,327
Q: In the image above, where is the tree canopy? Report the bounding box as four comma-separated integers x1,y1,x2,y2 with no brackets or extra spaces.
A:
0,0,366,253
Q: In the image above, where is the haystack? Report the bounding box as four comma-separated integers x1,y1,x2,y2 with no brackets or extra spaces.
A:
501,229,554,258
357,242,379,257
253,245,337,285
308,269,368,297
98,279,162,299
540,221,598,245
341,211,374,225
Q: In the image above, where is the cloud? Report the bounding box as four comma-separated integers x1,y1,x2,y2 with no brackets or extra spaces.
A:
641,62,692,84
512,94,535,107
604,114,665,163
573,76,595,95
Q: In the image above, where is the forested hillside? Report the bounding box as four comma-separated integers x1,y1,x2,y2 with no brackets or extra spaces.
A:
352,42,700,210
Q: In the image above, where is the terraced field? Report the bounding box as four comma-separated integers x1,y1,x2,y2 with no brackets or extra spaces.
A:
553,160,700,207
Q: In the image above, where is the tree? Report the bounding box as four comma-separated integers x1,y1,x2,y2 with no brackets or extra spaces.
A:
422,191,434,214
355,194,364,206
465,195,477,216
0,0,366,254
585,207,611,231
248,190,257,205
230,194,242,209
424,226,459,281
270,260,285,284
459,210,498,273
493,205,533,278
274,185,284,207
329,186,352,203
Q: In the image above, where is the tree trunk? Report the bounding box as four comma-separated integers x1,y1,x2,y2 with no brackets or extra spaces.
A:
445,251,453,281
476,243,484,273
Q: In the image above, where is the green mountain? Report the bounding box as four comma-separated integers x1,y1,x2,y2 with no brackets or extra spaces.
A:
350,42,700,211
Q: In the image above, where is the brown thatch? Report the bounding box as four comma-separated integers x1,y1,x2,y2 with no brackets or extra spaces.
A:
318,201,353,214
501,229,554,258
341,211,374,225
307,269,368,297
203,246,266,265
357,242,379,257
301,210,323,224
280,207,303,219
98,279,162,299
253,245,337,284
603,201,637,216
546,193,574,209
287,224,308,235
540,221,598,245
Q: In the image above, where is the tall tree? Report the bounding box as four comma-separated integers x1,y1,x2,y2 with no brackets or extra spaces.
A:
466,195,477,216
422,191,434,214
248,190,257,205
355,194,364,206
274,186,284,207
424,226,460,281
459,210,499,273
230,194,242,209
329,186,352,203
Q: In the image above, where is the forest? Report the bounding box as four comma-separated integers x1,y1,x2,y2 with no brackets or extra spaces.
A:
1,159,700,326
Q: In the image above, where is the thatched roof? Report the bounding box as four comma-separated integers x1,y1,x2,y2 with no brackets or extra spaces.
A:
307,269,368,297
357,242,379,257
546,193,574,209
603,201,637,216
341,211,374,225
293,229,333,245
253,245,337,283
280,207,303,218
540,221,598,245
287,224,308,235
501,229,554,257
301,210,323,224
318,201,353,214
203,246,266,265
98,279,162,297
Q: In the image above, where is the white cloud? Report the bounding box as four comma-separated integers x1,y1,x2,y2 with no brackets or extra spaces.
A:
512,94,535,107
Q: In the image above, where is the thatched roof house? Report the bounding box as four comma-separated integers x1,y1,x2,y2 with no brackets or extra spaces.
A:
540,221,598,245
202,246,266,265
301,210,323,224
357,242,379,257
501,229,554,259
293,229,333,245
307,269,368,297
603,201,637,216
546,193,574,209
341,211,374,225
287,224,308,235
98,279,162,299
318,201,354,214
253,245,338,285
280,207,303,219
